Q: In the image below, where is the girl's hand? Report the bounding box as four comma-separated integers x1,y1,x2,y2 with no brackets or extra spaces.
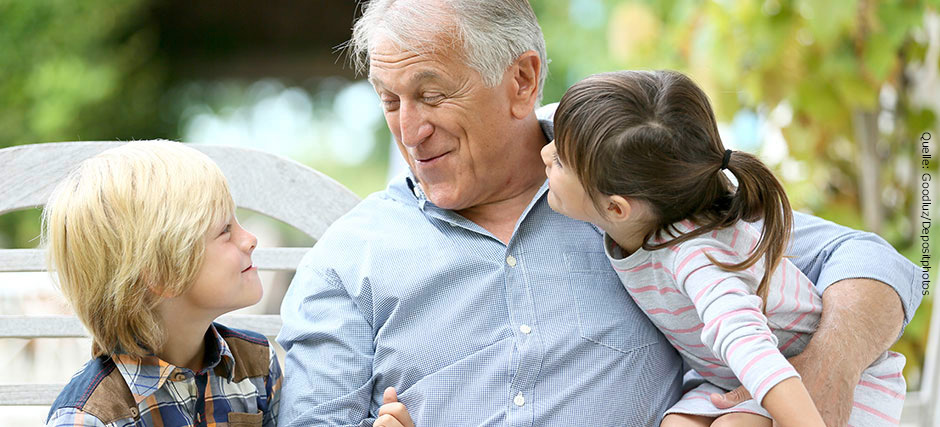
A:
375,387,415,427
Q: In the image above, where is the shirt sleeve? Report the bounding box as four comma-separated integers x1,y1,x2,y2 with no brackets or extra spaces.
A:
262,344,282,427
673,242,799,405
46,408,107,427
785,211,921,331
276,251,377,427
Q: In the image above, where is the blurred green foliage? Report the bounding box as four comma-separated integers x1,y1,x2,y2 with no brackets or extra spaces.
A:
0,0,169,248
533,0,939,388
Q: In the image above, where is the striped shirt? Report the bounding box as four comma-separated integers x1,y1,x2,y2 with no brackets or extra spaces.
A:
607,220,823,404
47,323,281,427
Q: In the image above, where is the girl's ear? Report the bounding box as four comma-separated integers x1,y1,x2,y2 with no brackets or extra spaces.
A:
605,195,634,223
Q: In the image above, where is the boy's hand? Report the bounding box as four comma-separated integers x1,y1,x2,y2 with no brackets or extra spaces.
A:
374,387,415,427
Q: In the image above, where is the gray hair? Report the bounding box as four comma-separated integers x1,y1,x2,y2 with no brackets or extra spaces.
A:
350,0,549,103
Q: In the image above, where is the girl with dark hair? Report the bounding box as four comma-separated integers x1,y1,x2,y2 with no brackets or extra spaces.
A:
541,70,905,427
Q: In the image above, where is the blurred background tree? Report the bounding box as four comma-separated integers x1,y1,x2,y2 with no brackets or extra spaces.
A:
1,0,938,400
533,0,940,387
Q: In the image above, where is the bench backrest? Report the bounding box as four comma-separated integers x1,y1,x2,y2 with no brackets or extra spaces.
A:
0,141,360,406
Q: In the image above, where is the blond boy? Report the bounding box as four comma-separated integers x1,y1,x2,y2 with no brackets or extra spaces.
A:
43,141,280,426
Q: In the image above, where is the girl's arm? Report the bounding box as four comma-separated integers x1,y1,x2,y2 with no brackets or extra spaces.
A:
673,240,821,426
761,377,825,427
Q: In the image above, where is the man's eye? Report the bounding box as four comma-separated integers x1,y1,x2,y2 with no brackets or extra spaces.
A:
381,99,400,110
421,93,444,104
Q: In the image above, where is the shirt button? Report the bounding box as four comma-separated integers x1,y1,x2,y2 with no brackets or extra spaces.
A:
128,406,139,418
513,392,525,407
506,255,517,267
172,371,187,381
519,324,532,334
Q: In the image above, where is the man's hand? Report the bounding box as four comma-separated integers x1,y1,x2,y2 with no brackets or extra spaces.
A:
711,278,904,427
375,387,415,427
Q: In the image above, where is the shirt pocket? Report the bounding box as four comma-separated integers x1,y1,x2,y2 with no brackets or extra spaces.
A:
227,411,263,427
564,251,663,354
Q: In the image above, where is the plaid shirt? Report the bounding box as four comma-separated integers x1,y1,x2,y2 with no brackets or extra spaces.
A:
47,323,280,427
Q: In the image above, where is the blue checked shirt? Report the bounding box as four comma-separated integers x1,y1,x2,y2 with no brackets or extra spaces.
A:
278,136,921,426
47,323,281,427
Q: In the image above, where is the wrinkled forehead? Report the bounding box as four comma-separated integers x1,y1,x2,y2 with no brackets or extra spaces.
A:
367,32,471,90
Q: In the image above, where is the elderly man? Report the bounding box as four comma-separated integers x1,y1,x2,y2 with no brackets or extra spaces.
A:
277,1,921,426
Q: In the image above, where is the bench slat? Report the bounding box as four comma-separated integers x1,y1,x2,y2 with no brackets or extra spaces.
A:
0,248,308,272
0,314,282,338
0,384,63,406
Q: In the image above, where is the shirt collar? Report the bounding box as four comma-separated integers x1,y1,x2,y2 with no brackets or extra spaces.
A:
111,324,236,404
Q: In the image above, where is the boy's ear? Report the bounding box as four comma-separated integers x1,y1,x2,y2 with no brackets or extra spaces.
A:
604,195,634,223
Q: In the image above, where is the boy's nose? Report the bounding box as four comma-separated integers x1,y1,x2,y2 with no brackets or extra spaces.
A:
241,229,258,254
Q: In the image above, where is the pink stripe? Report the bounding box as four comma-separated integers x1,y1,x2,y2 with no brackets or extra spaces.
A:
730,228,739,249
625,285,681,295
647,305,696,316
767,262,788,314
782,311,810,330
754,366,797,398
660,323,704,334
693,277,729,304
852,401,900,424
676,247,738,277
698,370,738,380
704,307,762,334
875,372,903,380
792,264,802,314
727,334,772,360
711,230,720,238
614,262,674,278
778,333,803,352
857,380,905,400
739,349,778,380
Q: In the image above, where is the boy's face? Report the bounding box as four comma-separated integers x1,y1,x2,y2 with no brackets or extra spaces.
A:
182,215,262,317
540,141,606,225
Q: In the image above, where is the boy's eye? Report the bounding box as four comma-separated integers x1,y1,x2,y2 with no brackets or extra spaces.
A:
221,224,232,235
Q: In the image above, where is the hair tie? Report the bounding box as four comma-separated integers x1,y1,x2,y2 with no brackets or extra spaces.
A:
720,149,733,170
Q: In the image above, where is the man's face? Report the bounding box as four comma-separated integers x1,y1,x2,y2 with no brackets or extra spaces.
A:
368,36,518,211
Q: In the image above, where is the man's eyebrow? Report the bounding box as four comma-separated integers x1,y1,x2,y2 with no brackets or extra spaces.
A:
411,70,442,84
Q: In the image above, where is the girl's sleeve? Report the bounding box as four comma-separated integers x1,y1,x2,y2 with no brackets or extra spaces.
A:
673,241,799,405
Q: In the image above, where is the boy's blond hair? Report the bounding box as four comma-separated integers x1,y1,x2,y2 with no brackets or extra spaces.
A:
42,141,236,358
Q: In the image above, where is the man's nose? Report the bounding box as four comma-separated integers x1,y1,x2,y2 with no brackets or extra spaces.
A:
398,100,433,147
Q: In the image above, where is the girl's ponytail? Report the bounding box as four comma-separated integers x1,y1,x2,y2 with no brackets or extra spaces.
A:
717,150,793,306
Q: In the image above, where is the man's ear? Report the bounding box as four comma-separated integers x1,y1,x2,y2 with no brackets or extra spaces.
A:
508,50,541,119
605,195,634,223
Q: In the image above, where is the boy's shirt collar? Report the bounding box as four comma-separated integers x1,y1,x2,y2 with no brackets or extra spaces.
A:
111,324,236,405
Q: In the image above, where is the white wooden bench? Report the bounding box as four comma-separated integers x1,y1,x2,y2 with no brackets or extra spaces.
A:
0,141,360,406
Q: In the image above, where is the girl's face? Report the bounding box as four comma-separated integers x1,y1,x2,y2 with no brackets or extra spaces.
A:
540,141,607,225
